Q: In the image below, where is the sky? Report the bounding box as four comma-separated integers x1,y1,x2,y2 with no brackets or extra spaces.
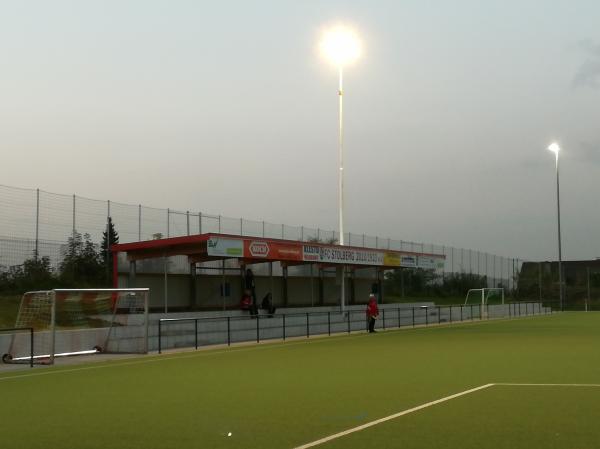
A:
0,0,599,261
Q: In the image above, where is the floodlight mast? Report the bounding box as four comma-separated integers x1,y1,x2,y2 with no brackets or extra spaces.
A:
547,143,563,310
319,25,361,313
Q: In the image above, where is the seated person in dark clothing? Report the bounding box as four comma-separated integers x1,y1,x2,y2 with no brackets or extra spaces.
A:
261,293,276,317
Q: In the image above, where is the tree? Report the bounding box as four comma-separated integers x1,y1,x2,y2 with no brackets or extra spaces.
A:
0,256,56,294
59,231,104,286
384,268,440,298
307,236,338,245
101,217,119,284
20,256,55,290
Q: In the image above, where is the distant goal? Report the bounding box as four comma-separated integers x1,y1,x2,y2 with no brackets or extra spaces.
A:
2,288,149,365
464,288,505,306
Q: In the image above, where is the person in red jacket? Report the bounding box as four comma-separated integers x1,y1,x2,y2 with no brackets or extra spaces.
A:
366,294,379,333
241,289,258,317
240,290,253,311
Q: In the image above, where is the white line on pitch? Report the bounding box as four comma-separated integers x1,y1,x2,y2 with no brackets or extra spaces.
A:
292,384,495,449
495,383,600,387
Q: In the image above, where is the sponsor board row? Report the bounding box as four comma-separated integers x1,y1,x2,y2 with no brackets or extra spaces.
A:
207,237,444,269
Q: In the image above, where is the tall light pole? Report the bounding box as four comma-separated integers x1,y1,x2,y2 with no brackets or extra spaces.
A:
319,25,362,312
548,143,563,310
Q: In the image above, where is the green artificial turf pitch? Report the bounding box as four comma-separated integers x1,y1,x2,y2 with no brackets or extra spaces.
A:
2,313,600,449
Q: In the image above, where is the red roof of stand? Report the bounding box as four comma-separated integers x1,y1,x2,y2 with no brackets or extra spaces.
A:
112,233,445,270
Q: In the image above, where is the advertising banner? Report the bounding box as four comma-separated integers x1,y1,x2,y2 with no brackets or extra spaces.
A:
302,245,384,266
399,255,417,268
383,252,402,267
417,256,445,270
206,235,444,269
207,237,243,257
244,240,303,261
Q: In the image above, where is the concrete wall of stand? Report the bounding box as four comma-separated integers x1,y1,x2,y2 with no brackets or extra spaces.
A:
118,262,380,309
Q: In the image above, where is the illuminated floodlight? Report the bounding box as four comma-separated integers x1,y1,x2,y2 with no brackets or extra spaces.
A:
548,142,561,155
317,24,363,314
319,25,362,67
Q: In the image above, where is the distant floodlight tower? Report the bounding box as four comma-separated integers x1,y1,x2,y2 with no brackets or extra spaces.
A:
548,142,563,310
319,24,362,312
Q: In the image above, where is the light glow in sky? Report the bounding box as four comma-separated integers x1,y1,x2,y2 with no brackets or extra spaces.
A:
319,25,362,67
1,1,599,261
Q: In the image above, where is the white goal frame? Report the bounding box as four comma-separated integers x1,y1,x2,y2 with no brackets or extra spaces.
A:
464,288,505,306
464,288,505,320
3,288,149,365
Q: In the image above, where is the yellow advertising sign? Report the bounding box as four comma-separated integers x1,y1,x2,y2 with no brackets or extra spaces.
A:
383,252,402,267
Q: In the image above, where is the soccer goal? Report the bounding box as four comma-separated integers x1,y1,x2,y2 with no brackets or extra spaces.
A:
2,288,149,365
464,288,505,306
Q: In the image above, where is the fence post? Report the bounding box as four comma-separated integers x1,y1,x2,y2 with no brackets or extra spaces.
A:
449,305,452,323
412,308,415,327
587,267,591,312
106,201,111,282
347,311,351,333
470,305,474,320
283,314,286,341
256,315,260,343
425,308,428,326
194,319,198,349
460,305,463,322
469,249,472,274
199,212,202,235
382,309,386,329
398,307,401,328
35,189,40,258
30,327,34,368
72,194,76,240
227,317,231,346
438,306,441,324
138,205,142,240
328,311,331,336
158,320,162,354
305,312,309,338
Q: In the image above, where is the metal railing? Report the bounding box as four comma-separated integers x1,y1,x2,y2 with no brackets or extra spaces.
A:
157,302,553,353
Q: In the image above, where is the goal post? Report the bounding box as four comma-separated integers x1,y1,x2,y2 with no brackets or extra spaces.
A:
2,288,149,365
464,288,505,320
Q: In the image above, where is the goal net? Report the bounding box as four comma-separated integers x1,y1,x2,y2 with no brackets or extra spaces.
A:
2,288,149,365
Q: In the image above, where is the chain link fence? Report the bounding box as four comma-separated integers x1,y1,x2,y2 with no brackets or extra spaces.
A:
517,261,600,307
0,184,522,291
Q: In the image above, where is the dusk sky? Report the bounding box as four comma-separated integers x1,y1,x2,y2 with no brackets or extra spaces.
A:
1,1,599,261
